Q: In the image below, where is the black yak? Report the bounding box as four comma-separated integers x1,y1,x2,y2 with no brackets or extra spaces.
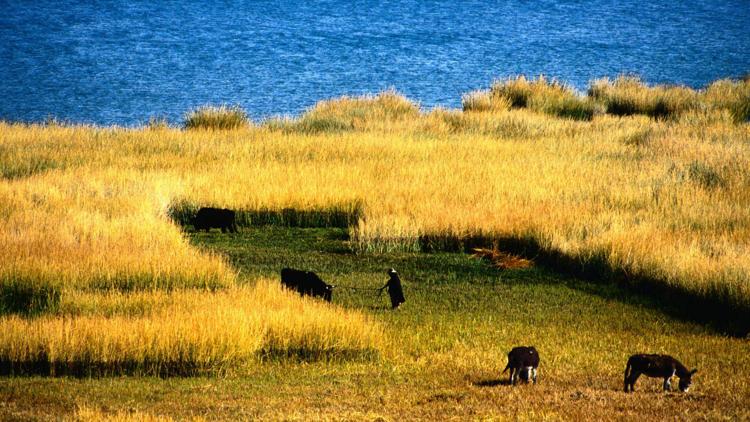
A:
280,268,334,302
502,346,539,385
192,207,237,233
624,354,697,392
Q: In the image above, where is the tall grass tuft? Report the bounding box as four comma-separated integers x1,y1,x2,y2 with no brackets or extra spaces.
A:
702,78,750,123
461,90,511,113
490,76,597,120
687,161,726,190
184,105,249,130
290,90,419,133
588,76,699,119
146,116,171,130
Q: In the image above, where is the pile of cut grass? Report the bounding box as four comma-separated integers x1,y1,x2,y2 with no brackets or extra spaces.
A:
471,248,533,270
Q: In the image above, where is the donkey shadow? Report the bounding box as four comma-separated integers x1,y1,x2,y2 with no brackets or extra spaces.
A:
471,378,511,387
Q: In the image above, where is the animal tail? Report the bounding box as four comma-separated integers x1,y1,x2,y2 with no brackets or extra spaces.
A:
502,362,510,374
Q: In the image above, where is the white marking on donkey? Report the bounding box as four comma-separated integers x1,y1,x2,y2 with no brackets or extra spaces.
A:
624,354,697,393
502,346,540,385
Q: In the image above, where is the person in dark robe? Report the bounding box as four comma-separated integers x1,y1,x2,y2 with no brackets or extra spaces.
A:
379,268,405,309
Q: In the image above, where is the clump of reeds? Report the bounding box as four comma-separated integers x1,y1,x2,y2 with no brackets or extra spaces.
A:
490,76,597,120
289,90,419,133
184,105,250,130
472,248,533,270
461,90,511,113
491,75,537,108
261,115,297,132
702,78,750,123
588,76,699,119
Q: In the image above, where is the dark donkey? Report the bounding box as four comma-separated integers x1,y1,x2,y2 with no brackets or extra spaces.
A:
502,346,540,385
192,207,238,233
624,354,697,392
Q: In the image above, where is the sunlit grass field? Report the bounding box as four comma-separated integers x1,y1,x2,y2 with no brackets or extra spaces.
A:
2,227,749,420
0,76,749,419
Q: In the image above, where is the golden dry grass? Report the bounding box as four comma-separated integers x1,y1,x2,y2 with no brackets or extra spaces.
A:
589,75,699,118
489,75,598,120
1,87,749,319
0,280,384,376
589,75,750,121
0,169,233,295
73,405,205,422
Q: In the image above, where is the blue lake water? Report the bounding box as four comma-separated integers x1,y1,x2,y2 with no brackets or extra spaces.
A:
1,0,749,125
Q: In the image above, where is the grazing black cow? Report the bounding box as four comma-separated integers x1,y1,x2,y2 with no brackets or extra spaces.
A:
280,268,334,302
192,207,237,233
624,354,697,393
502,346,540,385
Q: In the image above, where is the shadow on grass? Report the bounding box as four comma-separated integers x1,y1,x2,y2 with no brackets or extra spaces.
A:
169,201,363,229
0,348,380,378
419,234,749,337
471,378,510,387
0,359,207,378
